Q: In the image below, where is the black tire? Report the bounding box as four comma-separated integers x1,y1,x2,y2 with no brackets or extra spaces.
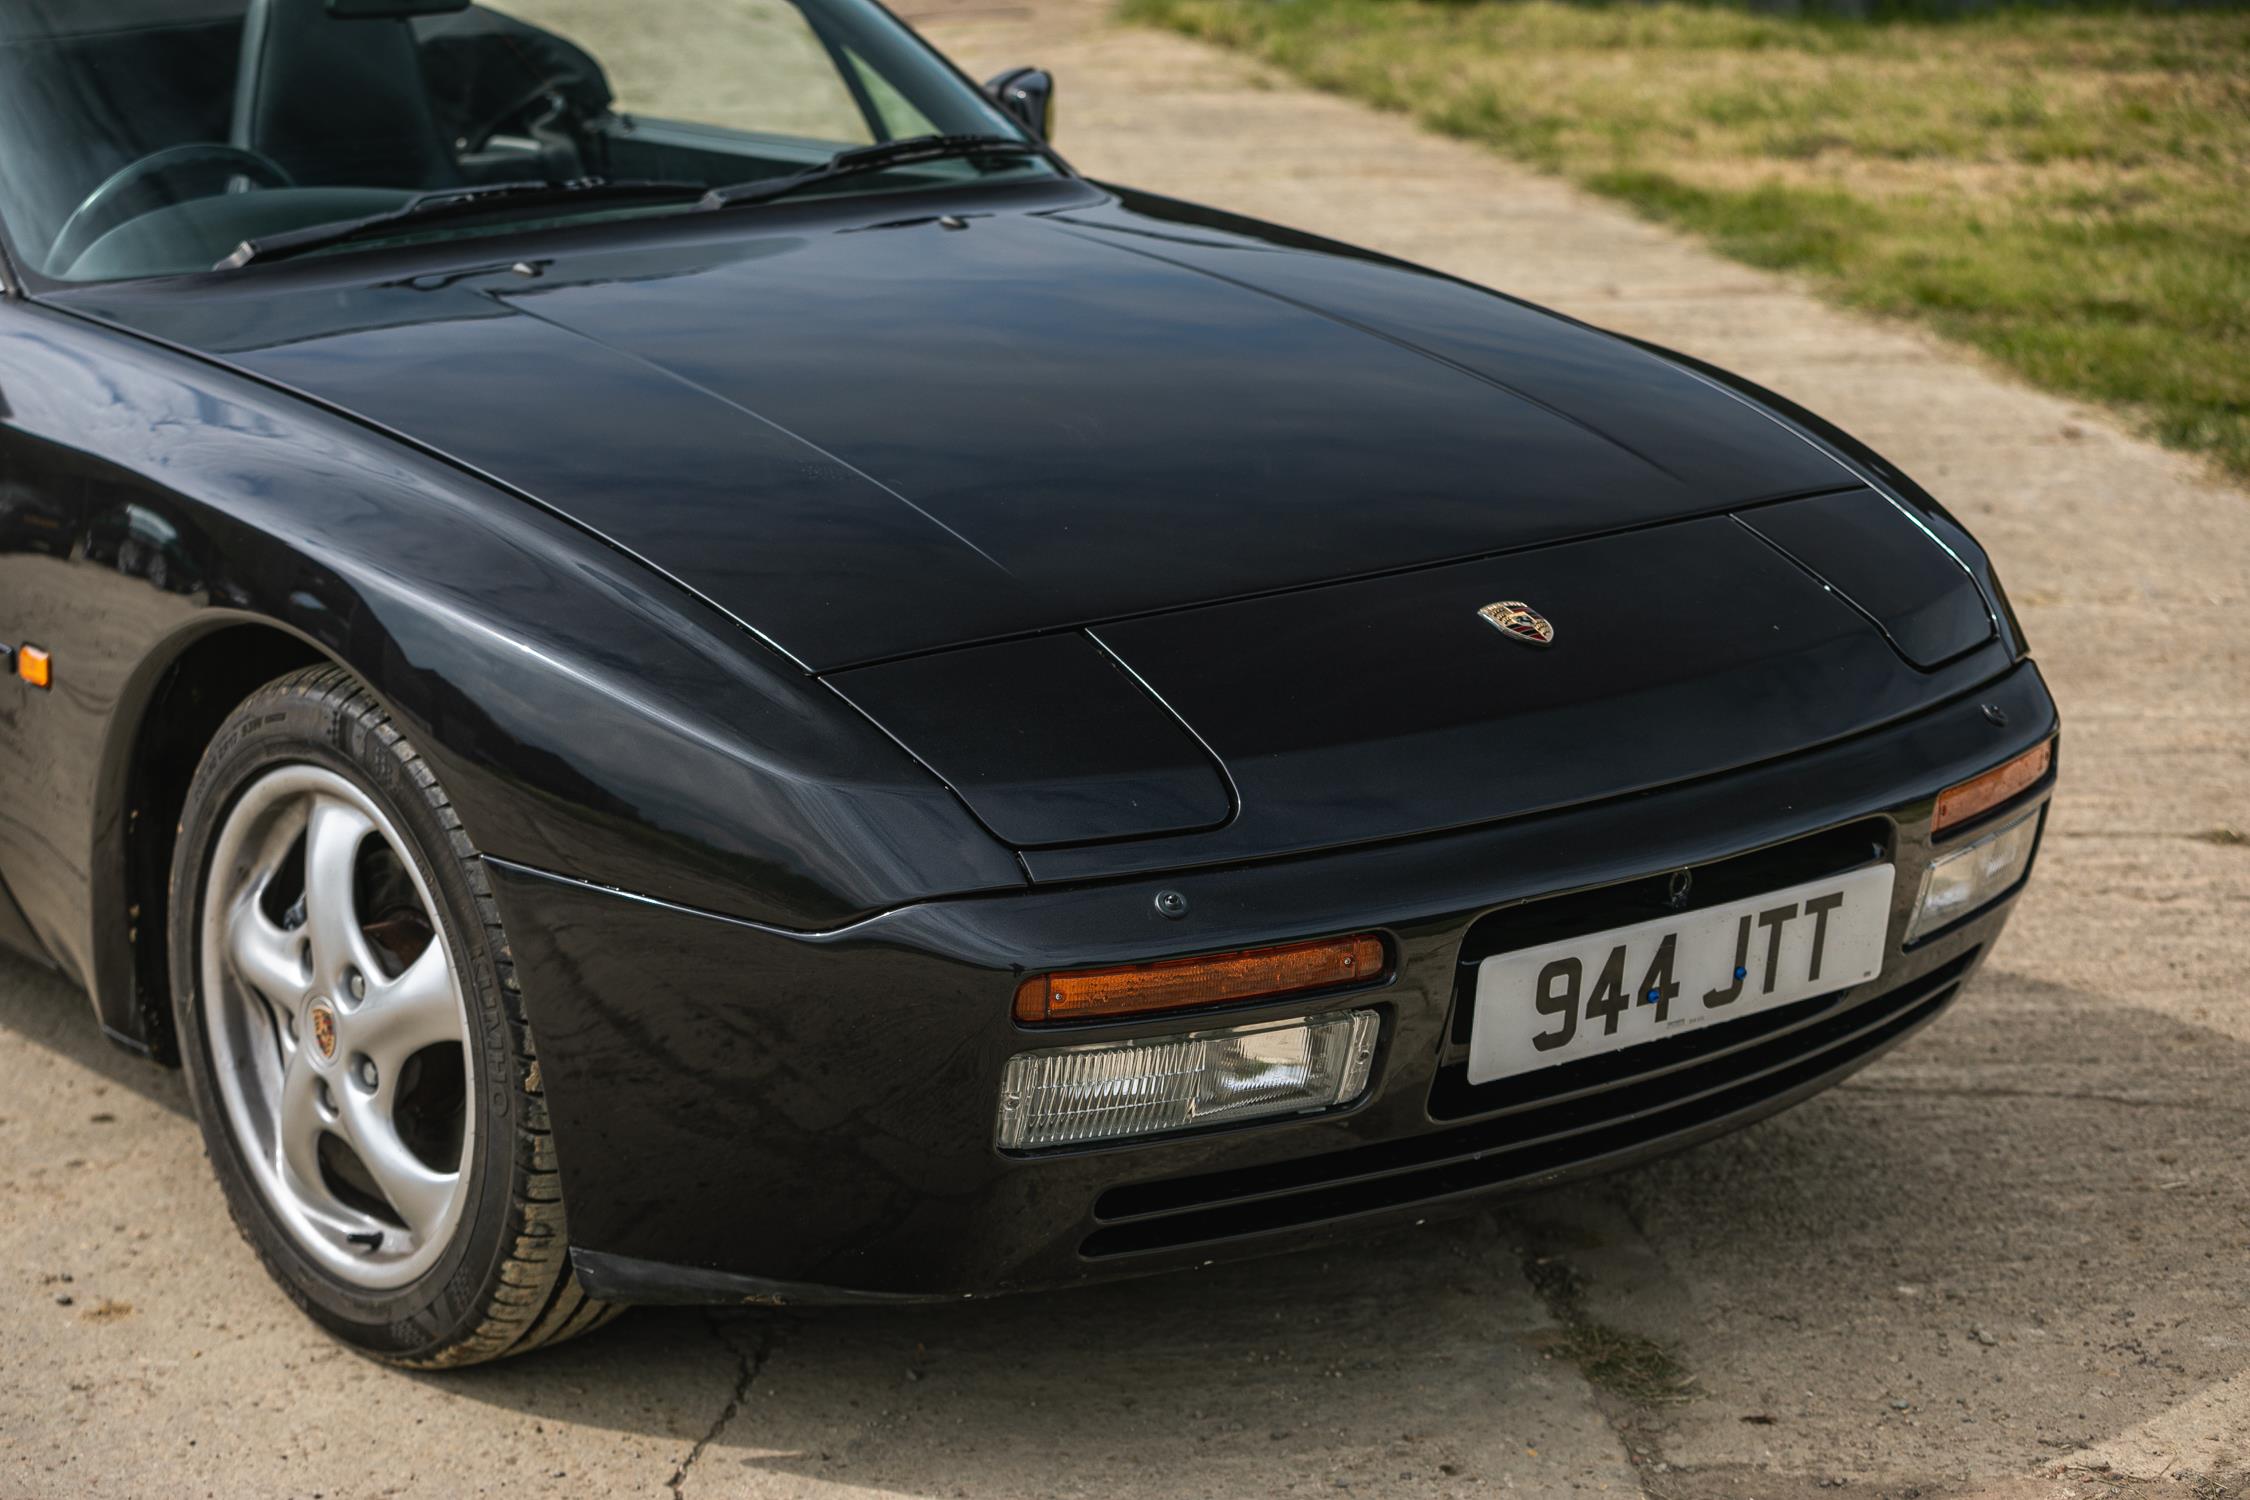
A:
169,665,622,1366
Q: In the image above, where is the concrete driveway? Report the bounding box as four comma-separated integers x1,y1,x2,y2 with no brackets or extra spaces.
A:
4,1,2246,1494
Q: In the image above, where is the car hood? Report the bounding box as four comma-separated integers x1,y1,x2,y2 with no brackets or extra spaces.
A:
63,185,1855,671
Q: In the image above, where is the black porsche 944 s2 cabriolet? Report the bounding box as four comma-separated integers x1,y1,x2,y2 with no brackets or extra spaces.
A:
0,0,2057,1365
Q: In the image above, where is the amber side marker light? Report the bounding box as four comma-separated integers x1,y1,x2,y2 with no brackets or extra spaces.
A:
1933,738,2053,836
1015,934,1388,1025
16,645,51,691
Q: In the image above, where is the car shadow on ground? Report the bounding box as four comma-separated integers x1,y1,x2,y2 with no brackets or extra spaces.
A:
410,969,2249,1491
0,949,191,1118
435,1211,1626,1493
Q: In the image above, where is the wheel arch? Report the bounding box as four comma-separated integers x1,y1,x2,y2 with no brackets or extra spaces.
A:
93,614,331,1062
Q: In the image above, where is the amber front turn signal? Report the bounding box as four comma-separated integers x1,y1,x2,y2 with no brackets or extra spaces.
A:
1015,934,1388,1025
1933,738,2052,836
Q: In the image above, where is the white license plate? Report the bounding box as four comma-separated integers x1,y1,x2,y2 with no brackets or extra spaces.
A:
1466,864,1897,1087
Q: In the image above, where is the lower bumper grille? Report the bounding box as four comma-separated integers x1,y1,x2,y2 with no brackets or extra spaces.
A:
1082,948,1978,1257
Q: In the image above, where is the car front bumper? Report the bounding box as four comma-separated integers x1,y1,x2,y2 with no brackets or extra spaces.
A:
490,660,2057,1306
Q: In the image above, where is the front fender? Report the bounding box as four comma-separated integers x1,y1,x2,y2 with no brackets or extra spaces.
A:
0,301,1022,1039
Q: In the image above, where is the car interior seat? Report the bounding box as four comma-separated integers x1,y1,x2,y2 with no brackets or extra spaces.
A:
232,0,462,190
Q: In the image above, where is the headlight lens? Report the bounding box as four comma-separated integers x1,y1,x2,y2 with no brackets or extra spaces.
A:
996,1010,1380,1151
1909,808,2041,943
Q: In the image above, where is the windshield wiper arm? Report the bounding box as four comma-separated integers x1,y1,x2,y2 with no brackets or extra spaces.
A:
699,134,1043,211
218,177,709,270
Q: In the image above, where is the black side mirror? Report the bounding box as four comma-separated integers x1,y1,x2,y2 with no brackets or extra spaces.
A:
983,67,1056,142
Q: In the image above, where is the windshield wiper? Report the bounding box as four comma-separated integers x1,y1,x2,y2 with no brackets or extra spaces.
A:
218,177,709,270
699,134,1043,211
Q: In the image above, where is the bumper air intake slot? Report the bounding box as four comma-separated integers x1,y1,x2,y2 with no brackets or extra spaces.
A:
1081,948,1978,1256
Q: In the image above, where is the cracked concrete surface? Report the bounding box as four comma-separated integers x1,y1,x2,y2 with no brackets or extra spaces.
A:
667,1219,1639,1498
4,0,2247,1494
667,1317,769,1495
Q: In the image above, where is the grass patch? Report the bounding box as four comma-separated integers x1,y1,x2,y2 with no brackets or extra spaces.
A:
1122,0,2250,482
1520,1251,1696,1407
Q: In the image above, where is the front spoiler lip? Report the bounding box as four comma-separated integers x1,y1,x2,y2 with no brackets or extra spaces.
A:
570,1250,951,1308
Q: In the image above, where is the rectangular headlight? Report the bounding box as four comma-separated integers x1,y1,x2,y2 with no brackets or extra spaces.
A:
1909,808,2041,943
996,1010,1380,1151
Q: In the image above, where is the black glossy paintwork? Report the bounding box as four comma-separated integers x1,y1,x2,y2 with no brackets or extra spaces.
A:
1053,190,1855,503
492,666,2054,1295
56,179,1884,672
0,152,2052,1297
1740,487,1995,667
1618,331,2030,666
0,298,1020,1038
830,632,1231,847
1065,512,2015,877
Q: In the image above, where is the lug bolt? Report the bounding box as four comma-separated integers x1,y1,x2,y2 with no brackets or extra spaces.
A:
356,1057,379,1091
345,968,366,1003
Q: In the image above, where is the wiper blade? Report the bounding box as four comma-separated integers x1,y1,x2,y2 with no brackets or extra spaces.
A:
699,134,1042,211
218,177,708,269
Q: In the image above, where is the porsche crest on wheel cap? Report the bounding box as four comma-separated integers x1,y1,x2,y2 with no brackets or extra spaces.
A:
1478,600,1556,647
308,1001,339,1062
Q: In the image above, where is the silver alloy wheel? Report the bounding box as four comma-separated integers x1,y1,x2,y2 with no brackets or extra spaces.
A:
199,764,475,1290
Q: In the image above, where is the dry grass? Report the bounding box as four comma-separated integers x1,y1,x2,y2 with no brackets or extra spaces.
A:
1123,0,2250,482
1519,1251,1696,1407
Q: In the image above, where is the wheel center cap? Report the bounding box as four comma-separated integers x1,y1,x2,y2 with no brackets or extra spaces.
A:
307,1000,339,1063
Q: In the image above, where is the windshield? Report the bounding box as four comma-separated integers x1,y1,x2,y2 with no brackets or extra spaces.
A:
0,0,1053,282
